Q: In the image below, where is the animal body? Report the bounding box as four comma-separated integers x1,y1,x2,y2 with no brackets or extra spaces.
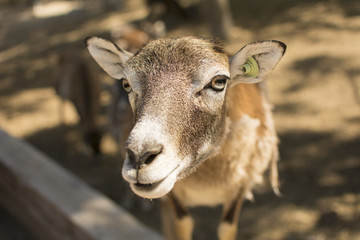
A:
53,50,102,157
86,36,286,239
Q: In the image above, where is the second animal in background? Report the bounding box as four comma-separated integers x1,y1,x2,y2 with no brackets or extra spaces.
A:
53,50,103,159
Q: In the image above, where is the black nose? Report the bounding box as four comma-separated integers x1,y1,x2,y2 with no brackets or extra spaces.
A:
126,143,163,169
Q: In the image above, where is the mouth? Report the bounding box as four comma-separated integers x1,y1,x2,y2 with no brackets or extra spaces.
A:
133,181,160,192
129,166,179,199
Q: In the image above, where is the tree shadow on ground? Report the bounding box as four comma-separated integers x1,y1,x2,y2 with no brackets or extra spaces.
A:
229,0,360,32
278,129,360,205
0,5,117,98
285,55,346,94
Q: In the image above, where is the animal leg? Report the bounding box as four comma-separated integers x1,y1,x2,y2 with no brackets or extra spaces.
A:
218,188,247,240
161,193,194,240
59,98,66,125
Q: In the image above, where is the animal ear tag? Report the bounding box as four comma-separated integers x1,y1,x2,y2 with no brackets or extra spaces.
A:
241,57,259,78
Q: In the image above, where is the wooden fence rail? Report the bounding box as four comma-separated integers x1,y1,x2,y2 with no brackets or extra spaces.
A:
0,129,163,240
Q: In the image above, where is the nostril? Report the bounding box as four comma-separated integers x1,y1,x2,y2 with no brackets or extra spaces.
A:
141,145,163,166
126,143,163,168
144,153,159,165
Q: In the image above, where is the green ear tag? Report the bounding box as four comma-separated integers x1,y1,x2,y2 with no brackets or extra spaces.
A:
241,57,259,77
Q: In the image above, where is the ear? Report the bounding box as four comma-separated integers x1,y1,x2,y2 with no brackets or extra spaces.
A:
229,40,286,85
85,37,133,79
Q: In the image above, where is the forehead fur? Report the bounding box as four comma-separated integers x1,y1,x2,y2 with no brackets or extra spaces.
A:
126,37,228,79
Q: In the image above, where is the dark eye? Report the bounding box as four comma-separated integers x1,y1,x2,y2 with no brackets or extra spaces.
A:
209,75,229,91
121,78,132,93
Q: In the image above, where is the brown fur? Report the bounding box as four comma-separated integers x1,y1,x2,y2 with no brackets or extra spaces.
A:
173,81,276,199
227,83,267,136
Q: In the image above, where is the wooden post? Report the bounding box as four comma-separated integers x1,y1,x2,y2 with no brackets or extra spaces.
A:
0,129,163,240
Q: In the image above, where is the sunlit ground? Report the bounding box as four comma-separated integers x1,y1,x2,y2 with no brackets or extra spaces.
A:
33,1,84,18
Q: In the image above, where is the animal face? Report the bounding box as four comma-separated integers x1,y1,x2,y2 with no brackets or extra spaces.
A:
121,38,230,198
86,36,286,199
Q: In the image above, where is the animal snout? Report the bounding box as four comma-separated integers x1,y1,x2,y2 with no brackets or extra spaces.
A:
126,142,163,169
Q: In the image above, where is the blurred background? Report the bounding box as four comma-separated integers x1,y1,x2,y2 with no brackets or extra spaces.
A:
1,0,360,239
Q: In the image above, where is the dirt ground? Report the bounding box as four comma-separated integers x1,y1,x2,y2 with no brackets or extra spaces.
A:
1,0,360,239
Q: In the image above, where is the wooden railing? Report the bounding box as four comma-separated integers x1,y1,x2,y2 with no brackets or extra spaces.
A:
0,129,163,240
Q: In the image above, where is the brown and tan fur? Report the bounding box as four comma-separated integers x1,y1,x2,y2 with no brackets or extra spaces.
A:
53,50,102,157
167,83,279,239
86,36,285,239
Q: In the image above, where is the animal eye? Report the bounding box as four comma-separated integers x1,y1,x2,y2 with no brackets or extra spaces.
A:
121,78,132,93
209,75,229,91
241,56,259,77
